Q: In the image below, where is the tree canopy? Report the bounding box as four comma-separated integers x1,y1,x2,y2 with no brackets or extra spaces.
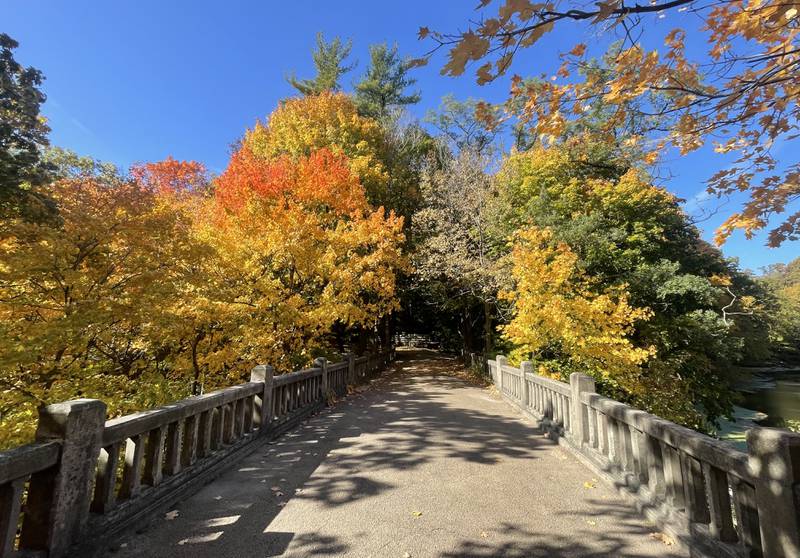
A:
420,0,800,247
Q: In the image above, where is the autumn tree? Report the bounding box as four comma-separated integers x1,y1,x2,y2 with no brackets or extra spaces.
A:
502,227,654,391
0,175,197,447
412,146,504,353
211,145,406,373
243,91,426,220
761,257,800,360
0,33,52,219
287,32,355,96
496,138,770,428
355,43,421,120
421,0,800,246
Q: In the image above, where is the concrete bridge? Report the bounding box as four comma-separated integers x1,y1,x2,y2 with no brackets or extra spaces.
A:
2,349,799,557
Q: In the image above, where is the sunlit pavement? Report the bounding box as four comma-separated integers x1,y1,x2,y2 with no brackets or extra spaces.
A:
113,349,685,558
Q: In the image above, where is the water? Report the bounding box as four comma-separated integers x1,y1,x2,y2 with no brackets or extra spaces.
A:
718,368,800,448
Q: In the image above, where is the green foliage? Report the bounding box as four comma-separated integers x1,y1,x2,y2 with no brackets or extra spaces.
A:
495,137,771,429
287,32,355,96
0,33,51,218
354,43,421,120
424,95,501,155
761,258,800,360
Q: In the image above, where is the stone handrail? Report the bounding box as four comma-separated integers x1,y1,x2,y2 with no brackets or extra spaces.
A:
0,349,394,558
489,355,800,558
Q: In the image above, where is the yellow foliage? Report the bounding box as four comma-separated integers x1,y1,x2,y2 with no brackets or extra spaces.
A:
243,92,391,207
501,227,654,390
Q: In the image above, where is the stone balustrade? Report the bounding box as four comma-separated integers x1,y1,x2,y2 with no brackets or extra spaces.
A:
0,349,394,558
489,356,800,558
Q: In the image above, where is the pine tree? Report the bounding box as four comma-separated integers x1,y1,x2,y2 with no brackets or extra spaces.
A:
287,33,355,96
354,43,420,119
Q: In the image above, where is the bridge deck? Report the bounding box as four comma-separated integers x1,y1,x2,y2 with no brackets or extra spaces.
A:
113,350,684,557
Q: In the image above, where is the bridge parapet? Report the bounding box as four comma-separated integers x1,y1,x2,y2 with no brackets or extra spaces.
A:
489,356,800,558
0,348,394,558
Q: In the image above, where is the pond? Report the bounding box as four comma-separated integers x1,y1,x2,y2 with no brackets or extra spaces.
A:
718,367,800,449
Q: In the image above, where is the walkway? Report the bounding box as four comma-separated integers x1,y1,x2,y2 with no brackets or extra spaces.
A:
113,350,685,557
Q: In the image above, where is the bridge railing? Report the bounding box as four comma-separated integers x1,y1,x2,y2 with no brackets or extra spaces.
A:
489,355,800,558
0,348,394,558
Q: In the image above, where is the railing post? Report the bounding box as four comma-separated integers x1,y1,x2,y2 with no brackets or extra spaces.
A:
250,364,274,432
569,373,595,446
314,357,328,403
346,352,355,385
496,355,507,393
19,399,106,558
520,361,533,408
747,427,800,557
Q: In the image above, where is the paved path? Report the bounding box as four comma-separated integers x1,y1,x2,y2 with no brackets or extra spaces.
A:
115,350,685,558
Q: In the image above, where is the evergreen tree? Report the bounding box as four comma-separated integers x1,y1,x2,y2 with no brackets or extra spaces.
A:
287,33,355,96
0,33,51,217
354,43,420,119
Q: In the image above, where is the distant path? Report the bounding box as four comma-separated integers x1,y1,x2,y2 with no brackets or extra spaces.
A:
114,350,685,557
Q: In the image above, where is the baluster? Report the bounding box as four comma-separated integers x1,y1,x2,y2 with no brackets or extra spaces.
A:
660,442,686,510
703,463,737,542
211,406,224,450
630,427,649,484
164,421,183,476
598,412,609,456
243,395,254,433
143,426,166,486
92,442,121,512
620,423,633,471
646,435,666,497
119,435,144,499
0,478,25,555
233,398,244,439
197,409,213,457
730,476,761,552
681,453,710,523
181,414,199,466
588,408,598,449
224,403,235,444
607,418,620,464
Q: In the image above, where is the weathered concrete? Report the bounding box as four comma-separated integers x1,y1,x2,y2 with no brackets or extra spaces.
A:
112,351,685,558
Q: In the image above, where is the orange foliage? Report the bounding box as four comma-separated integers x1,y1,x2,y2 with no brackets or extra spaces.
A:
215,146,368,217
130,156,209,197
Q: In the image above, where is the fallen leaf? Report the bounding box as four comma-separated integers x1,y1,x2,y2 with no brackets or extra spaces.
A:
213,496,222,500
583,481,596,489
649,532,675,546
480,531,489,538
586,520,597,526
411,510,423,517
165,510,179,520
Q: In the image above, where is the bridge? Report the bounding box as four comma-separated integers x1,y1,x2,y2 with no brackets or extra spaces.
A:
2,349,799,557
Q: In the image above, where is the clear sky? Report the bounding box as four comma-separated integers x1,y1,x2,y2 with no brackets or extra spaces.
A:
4,0,798,271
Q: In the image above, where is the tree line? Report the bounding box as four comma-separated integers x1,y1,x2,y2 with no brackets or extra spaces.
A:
1,23,799,447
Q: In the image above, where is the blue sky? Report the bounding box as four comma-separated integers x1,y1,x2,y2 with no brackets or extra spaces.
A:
5,0,797,271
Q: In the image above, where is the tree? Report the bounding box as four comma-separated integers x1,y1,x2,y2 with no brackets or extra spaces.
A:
424,95,501,155
243,91,426,219
287,33,355,96
0,175,196,447
412,147,504,353
0,33,51,217
761,257,800,360
421,0,800,246
495,137,770,429
355,43,421,119
502,227,654,390
212,146,406,371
